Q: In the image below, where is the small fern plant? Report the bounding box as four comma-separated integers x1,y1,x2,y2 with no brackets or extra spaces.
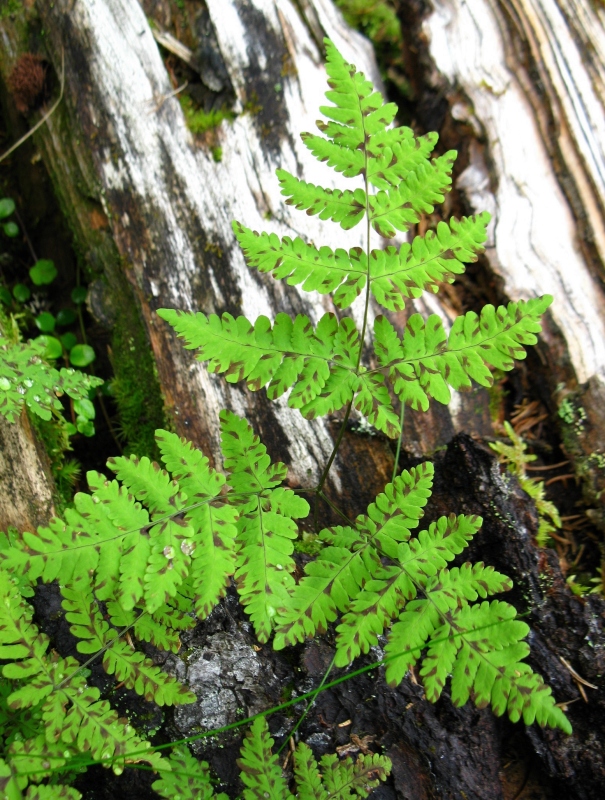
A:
0,37,570,796
152,716,391,800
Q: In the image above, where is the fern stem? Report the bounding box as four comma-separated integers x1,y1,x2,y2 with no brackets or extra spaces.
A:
318,489,353,526
314,397,354,528
276,654,336,756
391,401,405,483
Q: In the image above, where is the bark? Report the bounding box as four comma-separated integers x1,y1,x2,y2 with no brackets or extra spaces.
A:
0,0,604,798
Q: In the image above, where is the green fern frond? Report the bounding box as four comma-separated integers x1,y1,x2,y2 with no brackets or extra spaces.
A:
274,463,433,649
233,213,488,313
422,600,572,733
315,750,391,799
61,584,195,705
375,295,553,411
0,568,164,775
152,746,227,800
155,430,239,618
220,411,308,642
237,716,292,800
0,334,103,423
368,213,490,310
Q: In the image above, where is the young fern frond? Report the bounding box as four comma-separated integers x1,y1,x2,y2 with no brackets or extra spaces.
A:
0,333,102,423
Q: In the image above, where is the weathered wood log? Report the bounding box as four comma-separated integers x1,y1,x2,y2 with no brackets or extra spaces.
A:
1,1,604,798
397,0,605,526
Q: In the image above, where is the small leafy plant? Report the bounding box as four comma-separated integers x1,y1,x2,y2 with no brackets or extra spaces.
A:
0,38,570,800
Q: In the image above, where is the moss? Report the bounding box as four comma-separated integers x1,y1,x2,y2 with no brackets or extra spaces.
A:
29,413,80,512
179,94,235,135
0,1,23,21
109,302,166,461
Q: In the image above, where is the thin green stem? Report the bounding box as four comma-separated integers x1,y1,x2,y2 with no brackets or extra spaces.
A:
391,401,405,483
276,654,336,756
313,398,353,530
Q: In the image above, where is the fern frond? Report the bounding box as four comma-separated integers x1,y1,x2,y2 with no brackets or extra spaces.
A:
237,717,292,800
367,153,456,238
0,568,164,772
232,222,367,309
61,584,195,706
316,39,396,152
274,464,433,649
317,751,392,799
156,430,239,619
334,514,482,666
276,170,366,230
221,412,309,642
152,746,227,800
422,600,572,733
0,334,102,423
233,213,488,313
375,296,553,411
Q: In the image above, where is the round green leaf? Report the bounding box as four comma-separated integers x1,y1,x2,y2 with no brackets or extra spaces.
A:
56,308,77,326
64,422,77,437
0,286,12,305
0,198,15,220
35,335,62,360
71,286,87,304
35,312,56,333
12,283,30,303
76,417,95,437
29,259,57,286
60,332,77,351
74,398,95,420
2,221,19,238
70,344,96,367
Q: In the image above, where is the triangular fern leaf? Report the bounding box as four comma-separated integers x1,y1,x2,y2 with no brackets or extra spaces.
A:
368,153,456,238
277,170,366,230
275,464,433,649
369,213,490,311
375,296,553,412
152,746,227,800
237,717,293,800
221,412,308,642
354,371,400,437
421,599,571,732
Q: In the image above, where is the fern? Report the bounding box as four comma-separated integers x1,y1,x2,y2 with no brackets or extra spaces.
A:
0,35,571,794
0,566,166,798
0,332,102,423
489,422,561,546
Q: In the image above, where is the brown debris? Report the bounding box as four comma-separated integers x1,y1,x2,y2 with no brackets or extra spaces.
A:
8,54,47,115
